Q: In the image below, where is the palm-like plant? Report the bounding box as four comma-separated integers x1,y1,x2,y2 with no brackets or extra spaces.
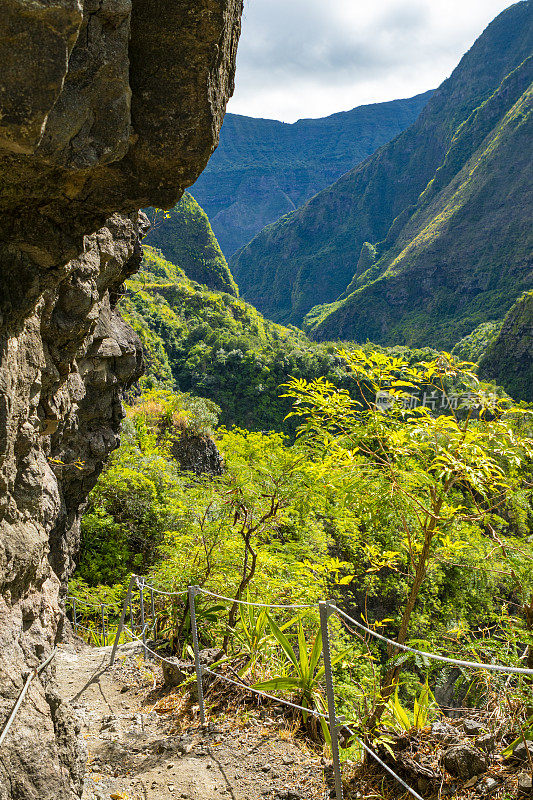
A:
233,602,273,669
253,614,345,740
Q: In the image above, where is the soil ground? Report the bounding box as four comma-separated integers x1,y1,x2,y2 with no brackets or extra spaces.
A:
55,641,330,800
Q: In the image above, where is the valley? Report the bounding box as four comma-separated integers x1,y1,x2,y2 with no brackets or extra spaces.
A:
0,3,532,800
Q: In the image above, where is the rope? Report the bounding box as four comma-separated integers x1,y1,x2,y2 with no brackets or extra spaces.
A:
124,627,326,720
66,595,113,609
0,647,58,748
122,626,178,666
202,667,328,720
141,583,188,598
198,588,314,610
333,605,533,675
344,725,424,800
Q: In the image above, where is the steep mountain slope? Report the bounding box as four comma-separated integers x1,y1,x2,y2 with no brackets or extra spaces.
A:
143,193,238,296
190,92,432,256
231,1,533,330
310,56,533,348
478,291,533,401
121,246,356,432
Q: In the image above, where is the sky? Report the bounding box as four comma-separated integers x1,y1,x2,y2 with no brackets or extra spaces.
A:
226,0,515,122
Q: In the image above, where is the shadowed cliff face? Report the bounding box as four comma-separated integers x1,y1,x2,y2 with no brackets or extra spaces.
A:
0,1,242,797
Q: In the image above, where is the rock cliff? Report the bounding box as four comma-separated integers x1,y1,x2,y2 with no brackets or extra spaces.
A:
0,1,242,797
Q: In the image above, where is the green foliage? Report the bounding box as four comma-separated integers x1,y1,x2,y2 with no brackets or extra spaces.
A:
283,348,533,721
385,680,438,732
120,246,369,431
143,193,238,296
479,291,533,402
253,615,330,738
78,390,221,584
452,320,502,362
77,390,344,624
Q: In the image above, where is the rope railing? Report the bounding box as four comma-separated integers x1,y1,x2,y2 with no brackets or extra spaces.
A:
140,582,188,598
0,647,58,749
333,605,533,676
197,587,314,610
202,666,328,719
66,573,533,800
65,595,113,608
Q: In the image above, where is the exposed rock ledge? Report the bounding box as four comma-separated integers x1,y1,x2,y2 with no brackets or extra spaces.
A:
0,1,242,797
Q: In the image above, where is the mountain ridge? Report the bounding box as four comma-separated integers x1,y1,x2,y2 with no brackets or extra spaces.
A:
143,193,239,296
230,1,533,341
189,91,433,256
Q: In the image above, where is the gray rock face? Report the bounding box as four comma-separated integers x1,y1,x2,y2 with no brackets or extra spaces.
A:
443,743,489,780
0,1,242,797
170,430,224,476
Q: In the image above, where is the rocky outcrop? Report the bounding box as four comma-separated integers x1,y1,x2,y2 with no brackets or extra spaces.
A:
0,1,242,797
170,430,224,476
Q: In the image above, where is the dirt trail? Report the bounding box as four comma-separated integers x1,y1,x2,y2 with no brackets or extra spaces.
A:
55,642,329,800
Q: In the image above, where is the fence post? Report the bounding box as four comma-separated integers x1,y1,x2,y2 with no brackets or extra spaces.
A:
319,600,344,800
101,605,107,646
188,585,206,726
139,578,147,659
150,587,155,636
72,597,78,636
110,574,136,665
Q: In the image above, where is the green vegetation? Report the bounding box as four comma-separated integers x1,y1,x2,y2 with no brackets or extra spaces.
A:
143,193,238,296
230,3,532,347
190,92,432,257
479,290,533,401
77,389,343,608
121,246,474,434
309,58,533,349
72,5,533,773
452,320,502,362
283,348,533,725
75,351,533,747
121,246,356,432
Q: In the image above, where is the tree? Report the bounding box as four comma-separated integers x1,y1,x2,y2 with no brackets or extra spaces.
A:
283,349,533,726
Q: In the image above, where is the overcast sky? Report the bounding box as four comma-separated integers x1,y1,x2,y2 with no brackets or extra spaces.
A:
226,0,515,122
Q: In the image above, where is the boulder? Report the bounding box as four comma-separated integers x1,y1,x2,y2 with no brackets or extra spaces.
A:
462,718,487,736
443,744,488,780
431,720,460,742
162,658,191,688
517,772,533,797
513,741,533,763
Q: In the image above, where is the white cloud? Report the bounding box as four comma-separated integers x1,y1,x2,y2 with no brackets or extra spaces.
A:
227,0,516,121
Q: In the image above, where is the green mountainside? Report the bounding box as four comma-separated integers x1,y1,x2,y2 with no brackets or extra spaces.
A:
122,247,449,432
479,290,533,401
230,1,533,338
189,93,432,256
451,321,503,363
121,246,348,431
143,192,238,296
310,56,533,348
